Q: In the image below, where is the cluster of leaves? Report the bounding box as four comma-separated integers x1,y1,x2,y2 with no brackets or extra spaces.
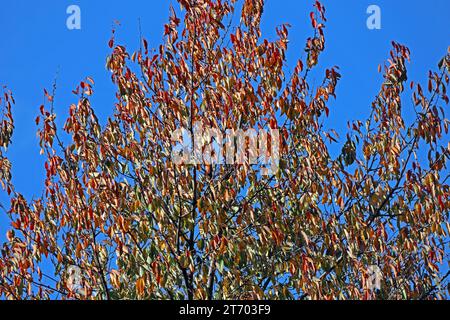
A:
0,0,449,300
0,88,13,195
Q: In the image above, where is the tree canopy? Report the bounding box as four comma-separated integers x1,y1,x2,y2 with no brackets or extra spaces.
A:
0,0,449,300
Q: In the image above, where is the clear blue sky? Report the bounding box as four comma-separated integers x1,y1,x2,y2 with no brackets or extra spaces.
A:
0,0,449,242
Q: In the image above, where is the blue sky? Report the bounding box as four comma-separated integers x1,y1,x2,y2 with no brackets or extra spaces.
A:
0,0,449,242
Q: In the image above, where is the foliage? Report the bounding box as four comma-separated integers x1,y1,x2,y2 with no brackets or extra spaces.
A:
0,0,449,300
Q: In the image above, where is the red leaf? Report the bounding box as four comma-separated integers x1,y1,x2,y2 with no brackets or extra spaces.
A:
438,195,445,210
143,39,148,54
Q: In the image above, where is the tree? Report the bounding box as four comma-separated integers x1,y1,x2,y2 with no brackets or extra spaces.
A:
0,0,449,300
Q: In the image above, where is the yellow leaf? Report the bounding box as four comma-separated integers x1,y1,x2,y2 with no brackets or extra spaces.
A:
136,277,145,297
